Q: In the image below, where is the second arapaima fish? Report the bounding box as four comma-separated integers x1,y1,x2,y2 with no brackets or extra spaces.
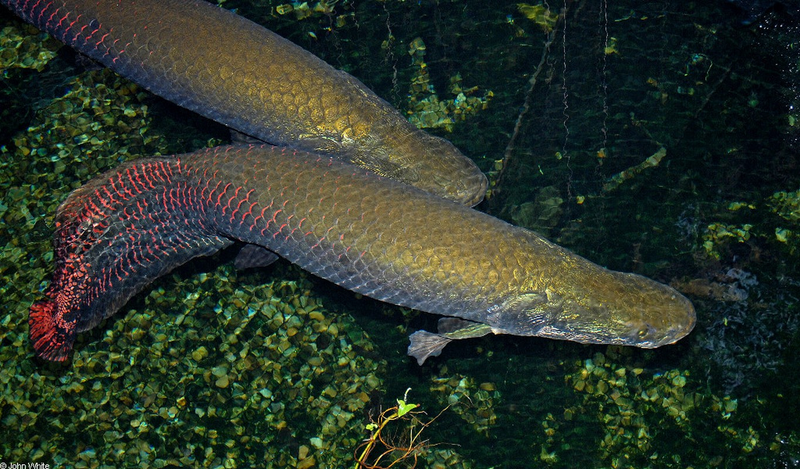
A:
0,0,486,205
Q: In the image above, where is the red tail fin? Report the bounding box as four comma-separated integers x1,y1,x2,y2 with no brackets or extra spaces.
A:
29,300,75,362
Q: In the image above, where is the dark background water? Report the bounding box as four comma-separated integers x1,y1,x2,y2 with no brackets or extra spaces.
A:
1,0,799,467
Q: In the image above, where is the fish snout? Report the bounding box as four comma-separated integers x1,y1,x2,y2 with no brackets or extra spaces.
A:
434,171,488,206
626,309,697,348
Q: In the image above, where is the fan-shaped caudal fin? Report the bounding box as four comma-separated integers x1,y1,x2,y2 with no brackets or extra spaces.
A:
28,157,234,361
29,220,233,361
29,300,75,362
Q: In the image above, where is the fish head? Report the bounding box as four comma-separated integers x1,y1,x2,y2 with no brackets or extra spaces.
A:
358,129,488,206
487,272,696,349
404,133,488,207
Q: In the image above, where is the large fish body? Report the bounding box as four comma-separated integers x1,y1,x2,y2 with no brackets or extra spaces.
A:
0,0,486,205
29,145,696,363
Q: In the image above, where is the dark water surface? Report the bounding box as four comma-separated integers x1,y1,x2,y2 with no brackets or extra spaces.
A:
1,0,798,467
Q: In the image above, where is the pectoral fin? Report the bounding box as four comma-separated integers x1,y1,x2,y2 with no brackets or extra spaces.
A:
408,331,452,366
407,319,494,365
487,291,553,335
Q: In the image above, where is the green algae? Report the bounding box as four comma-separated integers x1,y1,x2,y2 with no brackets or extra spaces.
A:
406,37,493,132
0,24,60,72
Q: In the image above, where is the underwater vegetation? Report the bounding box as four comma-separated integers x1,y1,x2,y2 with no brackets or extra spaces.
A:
562,348,757,468
405,37,493,132
3,256,387,466
0,24,58,71
429,373,499,437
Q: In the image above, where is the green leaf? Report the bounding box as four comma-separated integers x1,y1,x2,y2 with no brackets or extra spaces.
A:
396,399,419,418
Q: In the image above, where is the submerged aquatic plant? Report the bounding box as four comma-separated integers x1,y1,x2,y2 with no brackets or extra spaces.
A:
354,389,444,469
517,3,559,33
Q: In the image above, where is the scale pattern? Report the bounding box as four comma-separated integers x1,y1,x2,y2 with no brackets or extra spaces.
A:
29,145,695,361
1,0,486,204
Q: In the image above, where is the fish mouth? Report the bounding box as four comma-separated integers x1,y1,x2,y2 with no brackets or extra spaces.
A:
537,311,697,349
622,314,698,349
425,164,488,206
652,316,697,348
